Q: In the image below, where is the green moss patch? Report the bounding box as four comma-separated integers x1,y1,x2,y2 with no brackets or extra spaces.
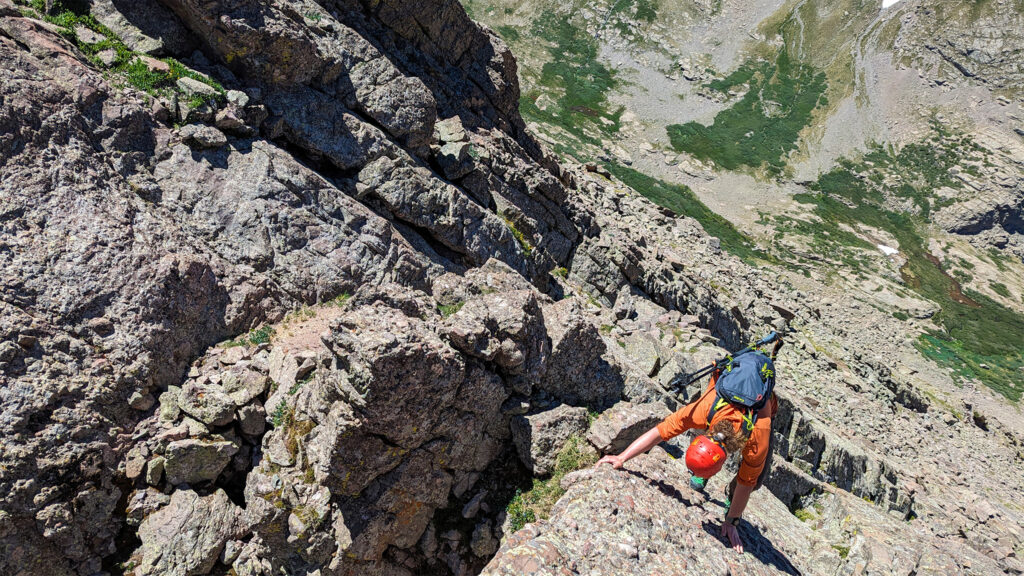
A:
667,50,827,176
505,435,597,532
603,162,772,264
519,10,623,150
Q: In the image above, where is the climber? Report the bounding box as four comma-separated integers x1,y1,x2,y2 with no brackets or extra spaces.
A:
596,343,780,553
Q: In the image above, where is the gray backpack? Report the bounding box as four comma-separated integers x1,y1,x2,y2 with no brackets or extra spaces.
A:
706,351,776,433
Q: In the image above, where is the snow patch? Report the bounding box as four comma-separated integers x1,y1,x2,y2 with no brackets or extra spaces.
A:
882,0,902,8
878,244,899,256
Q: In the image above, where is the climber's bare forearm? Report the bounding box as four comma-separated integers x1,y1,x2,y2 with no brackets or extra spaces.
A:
727,483,754,519
596,427,664,468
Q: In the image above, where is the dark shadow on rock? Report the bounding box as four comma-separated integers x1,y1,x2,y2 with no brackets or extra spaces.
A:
700,519,801,575
623,468,692,507
189,146,231,170
658,440,685,460
110,0,199,55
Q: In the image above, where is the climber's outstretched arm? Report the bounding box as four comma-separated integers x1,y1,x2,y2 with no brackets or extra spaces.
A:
721,482,754,552
595,427,664,469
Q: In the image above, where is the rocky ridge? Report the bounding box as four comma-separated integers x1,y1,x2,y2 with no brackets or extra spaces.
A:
1,0,1023,575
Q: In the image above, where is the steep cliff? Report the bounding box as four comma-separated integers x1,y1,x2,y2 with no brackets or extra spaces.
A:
0,1,1022,576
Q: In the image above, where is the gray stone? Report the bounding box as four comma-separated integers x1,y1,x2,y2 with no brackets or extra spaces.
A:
221,539,243,565
125,446,148,480
221,366,270,406
129,390,156,411
436,117,467,143
177,76,219,98
511,404,590,476
159,387,183,423
146,457,165,486
538,298,624,408
268,347,301,393
220,346,249,365
0,341,20,363
73,25,104,45
444,290,547,376
470,520,498,558
263,427,296,467
437,141,475,180
586,402,669,454
135,489,243,576
163,439,238,485
621,333,664,378
97,48,118,67
461,490,488,519
181,416,210,437
238,402,266,437
178,379,235,426
215,107,246,132
226,90,250,107
125,488,170,527
179,124,228,149
90,0,196,54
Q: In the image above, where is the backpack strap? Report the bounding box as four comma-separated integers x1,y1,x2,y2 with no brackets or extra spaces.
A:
706,394,758,434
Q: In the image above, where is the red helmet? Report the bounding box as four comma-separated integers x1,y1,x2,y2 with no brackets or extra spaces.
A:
685,435,727,478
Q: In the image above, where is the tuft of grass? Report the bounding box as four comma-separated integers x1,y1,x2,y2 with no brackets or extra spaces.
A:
270,402,316,457
505,488,537,532
271,400,289,428
667,49,827,176
832,544,850,559
222,325,275,348
504,435,598,533
794,508,815,522
990,282,1011,298
504,217,534,256
552,266,568,278
438,301,465,318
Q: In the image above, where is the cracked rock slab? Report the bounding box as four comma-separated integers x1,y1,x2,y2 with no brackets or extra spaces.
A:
134,489,245,576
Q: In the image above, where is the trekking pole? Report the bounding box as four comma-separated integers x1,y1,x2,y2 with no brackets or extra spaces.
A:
669,331,783,392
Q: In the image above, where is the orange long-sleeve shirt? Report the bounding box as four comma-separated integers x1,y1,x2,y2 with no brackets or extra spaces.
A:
657,375,778,486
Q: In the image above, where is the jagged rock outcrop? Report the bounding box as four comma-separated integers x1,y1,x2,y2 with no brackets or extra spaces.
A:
134,489,247,576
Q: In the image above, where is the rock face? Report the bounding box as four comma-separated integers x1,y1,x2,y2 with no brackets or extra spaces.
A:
2,0,1024,575
163,439,238,486
538,298,624,408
